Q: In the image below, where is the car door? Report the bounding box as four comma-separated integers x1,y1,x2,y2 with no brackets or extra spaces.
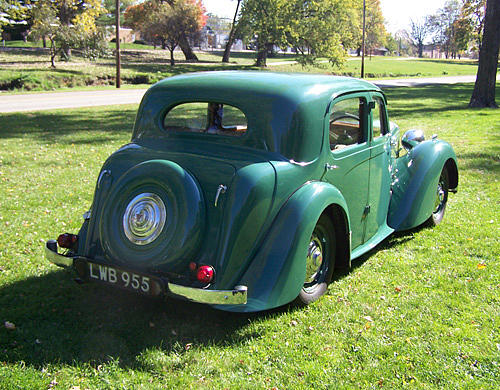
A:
364,93,392,241
323,94,370,250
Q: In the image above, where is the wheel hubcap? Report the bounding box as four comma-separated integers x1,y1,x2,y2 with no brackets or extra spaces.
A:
123,193,166,245
434,180,445,213
305,235,324,284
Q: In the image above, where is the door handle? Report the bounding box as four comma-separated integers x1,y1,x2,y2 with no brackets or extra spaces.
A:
214,184,227,207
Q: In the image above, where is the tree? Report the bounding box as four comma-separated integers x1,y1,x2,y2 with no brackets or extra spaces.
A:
461,0,486,51
409,18,430,57
132,0,204,66
385,33,398,55
222,0,241,63
0,0,28,35
238,0,361,67
287,0,360,66
394,30,416,56
30,0,107,66
428,0,462,58
124,0,205,60
469,0,500,108
238,0,290,67
364,0,386,57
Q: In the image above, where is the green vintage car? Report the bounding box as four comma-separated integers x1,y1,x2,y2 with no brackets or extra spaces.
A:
45,71,458,312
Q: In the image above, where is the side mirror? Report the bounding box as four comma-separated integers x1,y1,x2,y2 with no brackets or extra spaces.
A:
401,129,425,151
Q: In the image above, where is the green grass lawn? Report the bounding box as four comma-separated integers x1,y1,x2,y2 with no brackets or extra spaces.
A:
0,43,485,92
0,84,499,389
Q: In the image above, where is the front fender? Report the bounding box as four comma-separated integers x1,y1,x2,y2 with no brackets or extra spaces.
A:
388,139,458,231
215,181,349,312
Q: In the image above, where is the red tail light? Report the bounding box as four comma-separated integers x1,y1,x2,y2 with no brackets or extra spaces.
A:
57,233,78,249
196,265,214,284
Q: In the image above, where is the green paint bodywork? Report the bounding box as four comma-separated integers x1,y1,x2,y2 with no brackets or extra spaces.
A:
67,71,458,312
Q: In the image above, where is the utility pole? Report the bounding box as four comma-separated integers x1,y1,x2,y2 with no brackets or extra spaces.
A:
115,0,121,88
361,0,366,78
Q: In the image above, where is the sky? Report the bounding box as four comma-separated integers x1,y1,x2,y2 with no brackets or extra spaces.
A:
202,0,448,34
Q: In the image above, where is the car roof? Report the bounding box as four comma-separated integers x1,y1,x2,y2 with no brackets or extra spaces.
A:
149,71,382,103
133,71,383,163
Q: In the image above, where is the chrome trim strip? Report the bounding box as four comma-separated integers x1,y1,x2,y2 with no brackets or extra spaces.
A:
45,240,74,267
168,283,247,305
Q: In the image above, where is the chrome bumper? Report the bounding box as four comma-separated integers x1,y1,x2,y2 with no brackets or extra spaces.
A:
45,240,74,267
45,240,247,305
168,283,247,305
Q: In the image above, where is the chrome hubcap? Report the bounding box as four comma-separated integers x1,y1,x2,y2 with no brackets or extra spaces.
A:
305,235,324,283
123,193,166,245
434,181,445,213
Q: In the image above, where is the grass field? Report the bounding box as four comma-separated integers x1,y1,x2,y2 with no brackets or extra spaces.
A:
0,43,485,92
0,83,499,389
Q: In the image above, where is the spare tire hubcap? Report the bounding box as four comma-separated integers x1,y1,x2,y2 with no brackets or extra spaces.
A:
123,193,166,245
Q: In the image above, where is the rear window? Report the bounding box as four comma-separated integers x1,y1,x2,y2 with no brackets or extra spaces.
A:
163,102,247,136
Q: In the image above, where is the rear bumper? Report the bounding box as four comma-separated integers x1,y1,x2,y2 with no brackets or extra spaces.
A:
45,240,247,306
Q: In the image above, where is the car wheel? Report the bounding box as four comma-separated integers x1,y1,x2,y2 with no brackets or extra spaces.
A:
295,214,336,305
427,168,449,226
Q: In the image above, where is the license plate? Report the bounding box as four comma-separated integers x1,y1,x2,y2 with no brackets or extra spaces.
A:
87,262,164,296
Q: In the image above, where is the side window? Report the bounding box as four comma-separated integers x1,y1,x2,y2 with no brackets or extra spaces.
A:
163,102,247,136
372,96,387,139
329,98,365,151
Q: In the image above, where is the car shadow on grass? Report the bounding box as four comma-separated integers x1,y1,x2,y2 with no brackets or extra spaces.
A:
0,224,430,369
331,227,419,282
0,267,290,369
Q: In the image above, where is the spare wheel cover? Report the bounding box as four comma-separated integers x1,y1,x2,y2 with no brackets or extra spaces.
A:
99,159,205,268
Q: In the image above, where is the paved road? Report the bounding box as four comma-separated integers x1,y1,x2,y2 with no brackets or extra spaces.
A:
0,74,495,113
0,89,147,113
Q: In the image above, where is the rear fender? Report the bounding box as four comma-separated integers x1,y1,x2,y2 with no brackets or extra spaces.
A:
388,139,458,231
215,181,349,312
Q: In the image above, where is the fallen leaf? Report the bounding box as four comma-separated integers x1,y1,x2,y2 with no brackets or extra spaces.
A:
4,321,16,330
477,263,486,270
394,286,402,293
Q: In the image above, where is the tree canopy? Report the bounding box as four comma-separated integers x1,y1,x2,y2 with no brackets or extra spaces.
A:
30,0,107,66
124,0,205,61
238,0,370,67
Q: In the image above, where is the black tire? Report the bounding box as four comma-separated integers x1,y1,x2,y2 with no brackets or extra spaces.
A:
427,168,449,226
295,214,336,306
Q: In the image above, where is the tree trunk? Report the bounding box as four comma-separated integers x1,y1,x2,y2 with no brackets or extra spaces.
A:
418,42,423,58
50,42,57,68
469,0,500,108
256,43,269,67
169,47,175,66
222,0,241,63
178,33,198,61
